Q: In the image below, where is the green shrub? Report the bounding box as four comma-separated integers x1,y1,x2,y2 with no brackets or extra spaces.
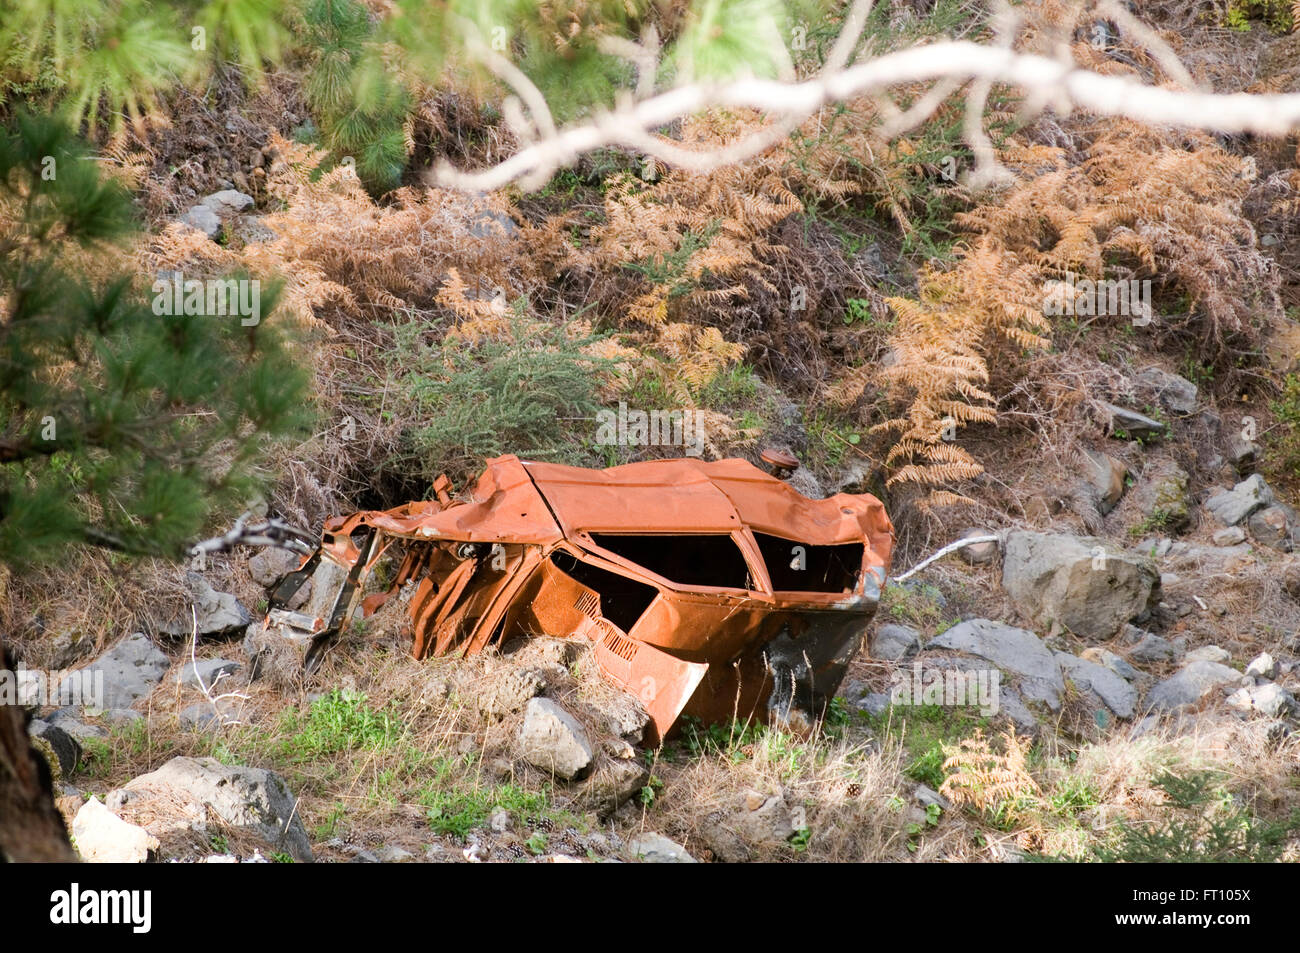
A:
388,315,614,484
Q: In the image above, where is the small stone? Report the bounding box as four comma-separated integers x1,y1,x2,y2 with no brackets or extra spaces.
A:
1247,505,1293,551
1244,653,1278,680
517,698,593,780
1185,645,1230,664
852,692,892,716
1128,632,1177,664
1079,647,1139,681
628,832,696,863
1212,527,1246,546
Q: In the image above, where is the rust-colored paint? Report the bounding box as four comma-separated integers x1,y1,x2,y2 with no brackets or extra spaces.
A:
266,454,894,742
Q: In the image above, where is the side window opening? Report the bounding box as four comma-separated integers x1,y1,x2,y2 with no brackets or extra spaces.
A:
754,533,863,593
549,551,658,634
587,533,751,590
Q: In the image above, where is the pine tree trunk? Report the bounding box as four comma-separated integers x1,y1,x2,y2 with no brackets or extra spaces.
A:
0,643,77,862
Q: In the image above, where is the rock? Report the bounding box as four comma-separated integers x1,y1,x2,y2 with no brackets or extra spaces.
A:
113,756,312,862
27,720,81,777
476,667,546,717
853,692,892,716
58,632,169,710
957,528,1000,565
178,204,221,238
1001,531,1159,641
200,189,255,217
728,791,796,849
158,574,254,639
573,757,649,814
1128,460,1191,530
1226,683,1296,718
628,832,696,863
247,548,302,587
517,698,593,780
871,623,920,660
1099,401,1167,439
1135,366,1198,415
926,619,1064,709
1212,527,1246,546
178,703,224,729
914,784,951,811
374,845,415,863
1205,474,1274,527
1127,632,1177,663
1079,647,1139,681
1225,433,1258,475
1247,505,1293,551
72,797,158,863
46,707,109,741
590,690,650,743
1079,450,1127,515
1185,646,1230,664
177,658,242,688
1245,653,1278,680
1055,652,1138,718
1146,660,1241,711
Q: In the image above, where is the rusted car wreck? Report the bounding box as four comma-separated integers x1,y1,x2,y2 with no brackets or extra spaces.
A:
265,453,894,742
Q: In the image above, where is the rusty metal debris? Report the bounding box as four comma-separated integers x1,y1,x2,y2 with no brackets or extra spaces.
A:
263,453,894,742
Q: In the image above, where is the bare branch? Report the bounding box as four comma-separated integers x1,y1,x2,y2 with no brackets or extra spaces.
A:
189,511,316,558
435,38,1300,192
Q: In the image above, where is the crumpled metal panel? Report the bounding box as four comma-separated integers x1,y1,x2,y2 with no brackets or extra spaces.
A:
265,454,894,740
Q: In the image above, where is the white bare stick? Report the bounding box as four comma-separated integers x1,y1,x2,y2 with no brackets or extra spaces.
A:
892,534,1000,583
435,41,1300,192
188,606,249,727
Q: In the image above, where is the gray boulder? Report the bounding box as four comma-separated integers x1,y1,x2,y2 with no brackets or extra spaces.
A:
1146,660,1241,711
1247,504,1294,551
46,707,109,741
1128,459,1190,530
517,698,593,780
1055,652,1137,718
1099,401,1167,439
178,204,221,238
1079,449,1127,515
27,719,81,776
1205,474,1273,527
58,632,169,710
158,574,253,639
247,547,303,587
1135,366,1198,416
111,756,312,862
201,189,255,217
1002,531,1158,640
926,619,1063,709
871,623,920,660
628,832,696,863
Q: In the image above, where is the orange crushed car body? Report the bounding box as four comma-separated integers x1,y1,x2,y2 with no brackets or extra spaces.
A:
266,454,894,742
